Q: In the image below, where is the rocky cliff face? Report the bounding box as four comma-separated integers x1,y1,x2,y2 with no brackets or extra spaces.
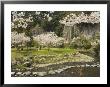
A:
63,23,100,42
77,23,100,37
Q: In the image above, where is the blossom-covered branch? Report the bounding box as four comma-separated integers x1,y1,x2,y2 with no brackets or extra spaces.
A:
59,12,100,26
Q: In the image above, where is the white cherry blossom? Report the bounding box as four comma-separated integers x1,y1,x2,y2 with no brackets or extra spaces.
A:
11,32,30,47
60,12,100,26
33,32,65,47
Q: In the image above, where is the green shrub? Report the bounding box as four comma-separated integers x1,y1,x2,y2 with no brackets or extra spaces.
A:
70,37,82,49
70,36,91,50
82,39,92,50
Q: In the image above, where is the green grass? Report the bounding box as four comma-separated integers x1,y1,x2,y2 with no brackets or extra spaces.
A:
11,47,76,59
11,47,94,65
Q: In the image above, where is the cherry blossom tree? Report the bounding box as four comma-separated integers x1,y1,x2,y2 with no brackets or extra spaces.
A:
11,32,30,50
33,32,65,50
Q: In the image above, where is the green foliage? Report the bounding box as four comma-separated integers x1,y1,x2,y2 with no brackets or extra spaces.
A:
70,38,82,49
70,36,92,50
82,39,92,50
92,32,100,40
93,43,100,62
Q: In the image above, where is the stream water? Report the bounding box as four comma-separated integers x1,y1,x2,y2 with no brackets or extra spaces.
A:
11,62,100,77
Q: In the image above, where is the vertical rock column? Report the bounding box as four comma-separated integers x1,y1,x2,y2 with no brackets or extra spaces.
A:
63,26,73,43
